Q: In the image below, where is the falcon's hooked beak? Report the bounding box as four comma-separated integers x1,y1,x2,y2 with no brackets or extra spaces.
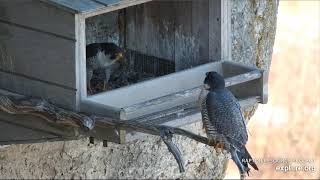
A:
115,52,124,60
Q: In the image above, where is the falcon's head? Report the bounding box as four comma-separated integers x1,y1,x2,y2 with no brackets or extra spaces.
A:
203,71,225,90
103,43,125,61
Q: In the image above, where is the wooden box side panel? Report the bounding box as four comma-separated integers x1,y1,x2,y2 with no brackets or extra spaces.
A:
0,20,78,110
0,0,77,94
0,21,77,89
0,0,75,39
0,71,77,110
0,119,61,145
222,61,265,101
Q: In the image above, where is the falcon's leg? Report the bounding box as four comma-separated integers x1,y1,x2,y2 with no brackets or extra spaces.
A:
231,150,246,179
202,123,206,132
104,68,112,91
87,69,93,94
207,138,216,146
214,142,225,153
103,81,107,91
215,142,225,153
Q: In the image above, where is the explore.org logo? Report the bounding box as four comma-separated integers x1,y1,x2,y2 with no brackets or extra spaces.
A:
275,165,316,173
241,158,317,173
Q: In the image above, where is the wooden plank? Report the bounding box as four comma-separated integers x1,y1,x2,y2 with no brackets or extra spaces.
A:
0,0,75,39
174,0,214,70
87,123,121,144
126,1,175,60
222,61,264,100
0,71,77,110
222,61,259,77
122,70,261,120
126,0,214,70
85,11,119,45
80,99,123,119
75,14,87,108
192,0,209,65
0,120,61,145
0,22,76,89
221,0,232,61
93,0,121,6
47,0,105,13
0,89,23,97
123,87,200,120
125,5,136,59
174,1,193,70
147,1,175,61
209,0,221,61
83,0,153,18
43,0,152,16
0,112,78,140
225,70,262,87
228,80,261,101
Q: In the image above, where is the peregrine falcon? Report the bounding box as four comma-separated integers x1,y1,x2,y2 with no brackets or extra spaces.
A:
199,71,258,178
86,42,124,93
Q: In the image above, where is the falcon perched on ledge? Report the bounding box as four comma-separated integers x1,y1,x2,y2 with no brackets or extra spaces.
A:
199,71,258,179
86,42,125,93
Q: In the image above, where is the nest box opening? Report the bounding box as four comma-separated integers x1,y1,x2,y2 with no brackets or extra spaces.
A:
79,0,267,127
81,0,227,121
84,0,221,95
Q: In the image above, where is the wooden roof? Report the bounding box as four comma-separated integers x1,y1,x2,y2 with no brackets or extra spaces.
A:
42,0,152,15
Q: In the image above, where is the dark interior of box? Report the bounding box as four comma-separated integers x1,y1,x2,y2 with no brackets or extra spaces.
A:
85,0,221,95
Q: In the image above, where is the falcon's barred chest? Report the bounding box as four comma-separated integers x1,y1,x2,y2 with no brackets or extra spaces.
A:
199,88,219,140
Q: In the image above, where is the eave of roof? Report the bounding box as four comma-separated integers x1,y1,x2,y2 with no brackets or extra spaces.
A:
41,0,153,17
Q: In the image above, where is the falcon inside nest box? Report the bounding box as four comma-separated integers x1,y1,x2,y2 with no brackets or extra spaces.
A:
0,0,267,144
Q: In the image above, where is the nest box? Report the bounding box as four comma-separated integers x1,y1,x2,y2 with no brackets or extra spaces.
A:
0,0,268,144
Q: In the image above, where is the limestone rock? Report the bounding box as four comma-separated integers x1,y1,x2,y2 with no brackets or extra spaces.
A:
231,0,279,71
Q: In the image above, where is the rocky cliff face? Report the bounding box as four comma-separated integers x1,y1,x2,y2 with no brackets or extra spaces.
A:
0,0,278,179
231,0,279,71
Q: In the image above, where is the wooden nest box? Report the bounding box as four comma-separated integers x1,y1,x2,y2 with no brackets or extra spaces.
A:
0,0,268,144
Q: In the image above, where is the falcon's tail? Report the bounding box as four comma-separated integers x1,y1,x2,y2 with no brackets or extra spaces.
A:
237,146,259,175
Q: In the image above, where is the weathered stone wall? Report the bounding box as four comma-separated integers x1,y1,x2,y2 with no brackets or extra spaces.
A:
231,0,279,71
0,0,278,179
